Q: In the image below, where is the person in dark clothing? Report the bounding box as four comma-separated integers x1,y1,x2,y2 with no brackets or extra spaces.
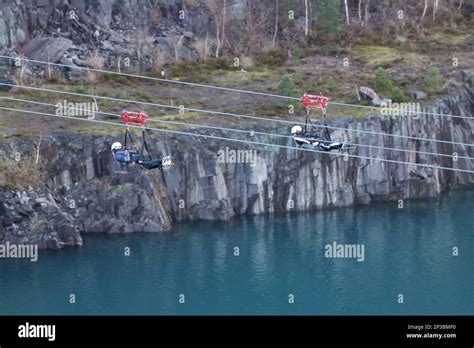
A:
313,140,345,151
111,142,172,170
291,125,351,152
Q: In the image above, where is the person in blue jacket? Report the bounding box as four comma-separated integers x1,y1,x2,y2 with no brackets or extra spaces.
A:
111,142,172,170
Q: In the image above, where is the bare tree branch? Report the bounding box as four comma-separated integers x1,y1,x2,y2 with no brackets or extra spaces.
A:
420,0,428,22
35,134,43,167
273,0,279,45
344,0,350,25
433,0,438,21
358,0,363,26
364,0,370,26
221,0,227,55
305,0,309,35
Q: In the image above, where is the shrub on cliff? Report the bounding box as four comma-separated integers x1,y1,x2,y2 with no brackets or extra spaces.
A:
0,148,47,190
257,50,287,67
278,74,299,98
374,67,394,95
373,67,407,102
390,86,407,102
277,74,301,111
424,67,444,95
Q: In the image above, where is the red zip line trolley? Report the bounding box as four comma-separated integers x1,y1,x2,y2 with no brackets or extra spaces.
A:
120,110,148,127
120,110,149,151
300,93,329,134
301,93,329,111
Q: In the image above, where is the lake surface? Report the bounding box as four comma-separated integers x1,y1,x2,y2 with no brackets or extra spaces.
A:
0,190,472,315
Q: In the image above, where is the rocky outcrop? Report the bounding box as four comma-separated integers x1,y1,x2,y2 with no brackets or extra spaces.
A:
0,0,218,76
24,37,73,62
0,0,288,79
0,71,473,248
0,0,250,47
0,188,82,249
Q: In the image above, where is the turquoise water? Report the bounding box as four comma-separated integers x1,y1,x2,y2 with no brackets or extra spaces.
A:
0,191,472,315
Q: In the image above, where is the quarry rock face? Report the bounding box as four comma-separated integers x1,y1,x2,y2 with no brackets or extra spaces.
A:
0,0,217,73
0,71,473,248
0,189,82,249
0,0,278,79
24,37,73,62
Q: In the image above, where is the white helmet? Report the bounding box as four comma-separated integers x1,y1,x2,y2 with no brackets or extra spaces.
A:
291,125,303,135
111,142,122,152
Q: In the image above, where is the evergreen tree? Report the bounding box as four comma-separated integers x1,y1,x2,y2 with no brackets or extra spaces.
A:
277,74,300,110
424,67,444,95
314,0,342,41
390,86,407,102
278,74,299,97
374,67,393,95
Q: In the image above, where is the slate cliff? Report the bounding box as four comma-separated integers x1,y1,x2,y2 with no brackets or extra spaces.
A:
0,70,472,248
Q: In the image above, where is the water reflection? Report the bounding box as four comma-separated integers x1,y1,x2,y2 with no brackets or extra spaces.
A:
0,191,472,315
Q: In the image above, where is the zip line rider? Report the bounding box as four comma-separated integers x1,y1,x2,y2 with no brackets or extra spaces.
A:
291,93,353,152
111,110,172,171
291,125,346,151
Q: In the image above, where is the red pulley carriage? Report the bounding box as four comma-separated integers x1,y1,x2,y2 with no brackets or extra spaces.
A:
119,110,148,151
120,110,148,127
301,93,329,112
300,93,329,134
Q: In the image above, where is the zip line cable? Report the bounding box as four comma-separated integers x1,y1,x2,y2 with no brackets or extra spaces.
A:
2,82,473,149
1,55,471,120
2,95,474,162
1,105,473,174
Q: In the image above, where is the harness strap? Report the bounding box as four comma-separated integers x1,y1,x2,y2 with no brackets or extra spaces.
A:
139,129,153,160
304,110,313,133
321,108,332,141
324,123,332,141
124,127,136,150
